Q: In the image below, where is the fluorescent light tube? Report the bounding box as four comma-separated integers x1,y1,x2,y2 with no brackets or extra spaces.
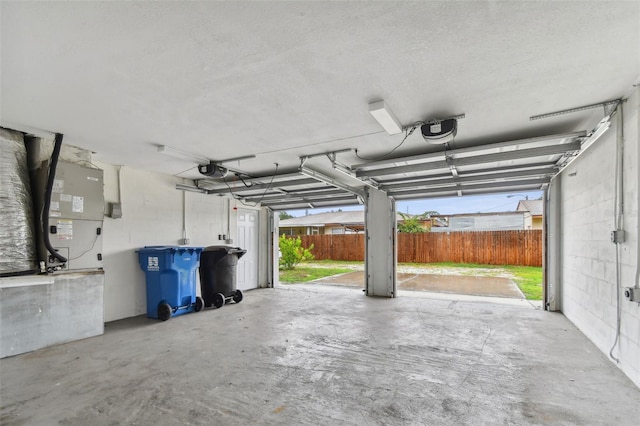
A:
158,145,210,164
369,101,403,135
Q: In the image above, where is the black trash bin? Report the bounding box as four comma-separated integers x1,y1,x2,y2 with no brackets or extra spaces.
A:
199,246,247,308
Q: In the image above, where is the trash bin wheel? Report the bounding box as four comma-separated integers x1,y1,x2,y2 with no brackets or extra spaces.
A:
233,290,243,304
195,297,204,312
213,293,225,309
158,302,172,321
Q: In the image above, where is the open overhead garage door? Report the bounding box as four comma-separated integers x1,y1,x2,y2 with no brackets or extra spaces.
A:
353,131,585,201
185,131,586,209
190,172,362,211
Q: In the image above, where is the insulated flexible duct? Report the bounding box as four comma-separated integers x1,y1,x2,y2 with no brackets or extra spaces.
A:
0,129,37,274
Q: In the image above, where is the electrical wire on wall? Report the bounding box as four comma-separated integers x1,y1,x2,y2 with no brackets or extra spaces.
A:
221,163,279,207
636,96,640,295
117,165,123,208
68,233,100,261
181,189,188,244
609,102,624,362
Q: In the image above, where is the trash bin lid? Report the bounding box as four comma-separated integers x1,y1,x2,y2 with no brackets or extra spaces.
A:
203,245,247,258
138,246,203,254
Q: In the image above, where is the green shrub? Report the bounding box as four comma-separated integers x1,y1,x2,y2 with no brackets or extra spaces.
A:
279,235,314,270
397,213,425,233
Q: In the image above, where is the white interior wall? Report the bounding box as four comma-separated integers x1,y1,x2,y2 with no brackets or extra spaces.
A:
558,87,640,387
99,162,269,322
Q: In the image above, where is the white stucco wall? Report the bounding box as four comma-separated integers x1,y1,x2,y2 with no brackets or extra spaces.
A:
99,163,270,322
557,87,640,387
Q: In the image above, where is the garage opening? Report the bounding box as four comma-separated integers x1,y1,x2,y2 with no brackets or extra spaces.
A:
277,189,544,304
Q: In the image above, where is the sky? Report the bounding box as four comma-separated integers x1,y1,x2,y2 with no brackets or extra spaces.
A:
285,190,544,217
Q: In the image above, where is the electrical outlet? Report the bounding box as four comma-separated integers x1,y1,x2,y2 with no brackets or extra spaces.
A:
179,238,190,245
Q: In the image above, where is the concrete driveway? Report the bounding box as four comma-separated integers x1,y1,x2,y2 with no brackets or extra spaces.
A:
312,271,524,298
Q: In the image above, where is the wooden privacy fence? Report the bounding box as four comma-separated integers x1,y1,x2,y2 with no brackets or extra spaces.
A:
297,230,543,266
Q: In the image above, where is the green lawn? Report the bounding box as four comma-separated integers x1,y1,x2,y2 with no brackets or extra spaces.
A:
502,265,544,300
283,260,544,300
279,266,352,283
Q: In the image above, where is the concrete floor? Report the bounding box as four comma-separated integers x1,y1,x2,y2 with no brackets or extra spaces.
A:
1,285,639,425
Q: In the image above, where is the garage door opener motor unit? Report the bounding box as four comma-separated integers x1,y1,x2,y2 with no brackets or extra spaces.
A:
421,119,457,144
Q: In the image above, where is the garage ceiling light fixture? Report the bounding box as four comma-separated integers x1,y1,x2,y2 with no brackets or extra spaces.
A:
369,101,403,135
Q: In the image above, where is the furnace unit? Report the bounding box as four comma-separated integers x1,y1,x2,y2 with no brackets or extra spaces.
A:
37,161,104,271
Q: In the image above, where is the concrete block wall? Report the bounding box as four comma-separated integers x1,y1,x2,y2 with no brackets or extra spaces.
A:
558,87,640,387
99,163,269,322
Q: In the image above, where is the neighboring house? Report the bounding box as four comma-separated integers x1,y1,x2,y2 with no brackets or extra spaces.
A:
429,211,530,232
280,211,366,236
280,210,532,235
280,211,406,236
516,199,544,230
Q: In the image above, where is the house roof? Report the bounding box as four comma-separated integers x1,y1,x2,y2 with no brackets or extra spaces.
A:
280,211,363,227
280,210,530,227
516,200,543,216
432,211,526,218
281,210,404,227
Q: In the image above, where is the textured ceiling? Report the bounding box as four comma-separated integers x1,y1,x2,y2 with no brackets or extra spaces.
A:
2,1,639,201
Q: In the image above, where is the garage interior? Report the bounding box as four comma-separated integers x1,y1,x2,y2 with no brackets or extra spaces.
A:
1,2,640,424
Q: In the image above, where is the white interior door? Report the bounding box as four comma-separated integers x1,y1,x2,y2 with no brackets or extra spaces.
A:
236,209,258,291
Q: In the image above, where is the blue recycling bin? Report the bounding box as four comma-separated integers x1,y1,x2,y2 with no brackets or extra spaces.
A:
137,246,204,321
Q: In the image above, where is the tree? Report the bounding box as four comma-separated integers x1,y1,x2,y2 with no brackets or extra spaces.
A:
397,211,439,233
279,211,293,220
397,213,425,233
279,235,314,270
